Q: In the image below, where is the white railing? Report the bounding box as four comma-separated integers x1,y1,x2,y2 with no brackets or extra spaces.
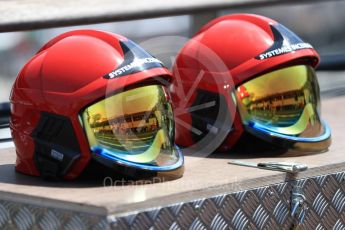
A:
0,0,327,32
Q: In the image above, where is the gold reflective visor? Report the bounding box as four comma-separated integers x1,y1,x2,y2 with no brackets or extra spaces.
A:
236,65,331,150
81,85,183,170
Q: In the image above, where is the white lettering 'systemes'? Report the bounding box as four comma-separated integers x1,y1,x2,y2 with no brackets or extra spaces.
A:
259,43,313,60
108,58,163,79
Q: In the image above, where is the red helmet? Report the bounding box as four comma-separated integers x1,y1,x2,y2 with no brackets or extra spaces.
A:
10,30,184,180
171,14,331,153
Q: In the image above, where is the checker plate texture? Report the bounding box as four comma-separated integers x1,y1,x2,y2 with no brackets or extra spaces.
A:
0,201,109,230
0,171,344,229
111,171,345,230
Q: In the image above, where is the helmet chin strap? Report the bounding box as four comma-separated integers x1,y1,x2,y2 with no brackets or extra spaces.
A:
247,119,331,143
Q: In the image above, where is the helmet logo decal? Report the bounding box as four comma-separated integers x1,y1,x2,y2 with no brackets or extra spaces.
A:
256,24,313,60
105,40,165,79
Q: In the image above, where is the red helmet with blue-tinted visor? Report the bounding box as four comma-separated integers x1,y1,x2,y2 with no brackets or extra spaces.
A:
10,30,184,180
171,14,331,152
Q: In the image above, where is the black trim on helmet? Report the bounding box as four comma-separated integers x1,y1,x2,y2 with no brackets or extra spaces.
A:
32,112,81,179
104,40,166,79
256,24,313,60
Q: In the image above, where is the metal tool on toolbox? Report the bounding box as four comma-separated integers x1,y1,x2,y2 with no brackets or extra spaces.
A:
229,160,309,226
229,160,308,173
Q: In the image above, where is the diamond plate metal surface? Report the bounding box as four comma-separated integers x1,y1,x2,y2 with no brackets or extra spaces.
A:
0,201,109,230
1,171,345,229
111,171,345,230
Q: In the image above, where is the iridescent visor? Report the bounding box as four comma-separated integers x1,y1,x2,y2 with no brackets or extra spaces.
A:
81,85,183,171
236,65,331,147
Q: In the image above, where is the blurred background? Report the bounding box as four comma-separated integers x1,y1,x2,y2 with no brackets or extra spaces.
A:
0,0,345,102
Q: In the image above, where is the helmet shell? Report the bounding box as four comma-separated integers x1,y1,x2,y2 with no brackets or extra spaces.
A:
172,14,320,151
10,30,172,179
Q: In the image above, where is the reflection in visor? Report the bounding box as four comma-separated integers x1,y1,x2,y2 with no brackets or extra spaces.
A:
236,65,326,139
81,85,181,170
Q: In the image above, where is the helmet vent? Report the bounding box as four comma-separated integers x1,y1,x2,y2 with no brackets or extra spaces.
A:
32,112,81,179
